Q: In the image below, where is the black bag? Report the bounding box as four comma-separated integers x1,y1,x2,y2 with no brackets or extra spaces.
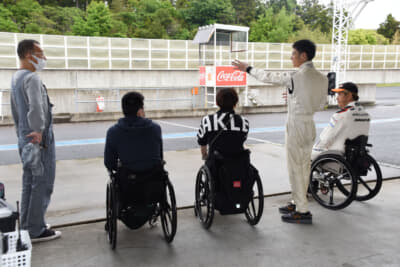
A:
345,136,371,176
355,156,371,176
116,165,166,206
214,150,256,215
116,165,165,229
120,204,156,229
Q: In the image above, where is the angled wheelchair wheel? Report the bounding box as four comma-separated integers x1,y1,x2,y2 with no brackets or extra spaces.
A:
106,181,118,250
245,166,264,226
354,155,383,201
309,154,357,210
161,179,177,243
336,155,383,202
194,165,215,229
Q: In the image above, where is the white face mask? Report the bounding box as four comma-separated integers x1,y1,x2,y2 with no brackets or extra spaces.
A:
30,55,46,71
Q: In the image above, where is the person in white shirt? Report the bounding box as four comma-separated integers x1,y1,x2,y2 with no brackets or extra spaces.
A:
233,39,328,224
312,82,370,160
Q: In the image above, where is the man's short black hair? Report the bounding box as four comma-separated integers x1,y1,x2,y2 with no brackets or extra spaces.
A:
216,88,238,110
17,39,39,59
292,39,316,61
122,91,144,117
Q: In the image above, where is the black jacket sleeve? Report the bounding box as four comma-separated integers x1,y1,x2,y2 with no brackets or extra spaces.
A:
104,127,118,171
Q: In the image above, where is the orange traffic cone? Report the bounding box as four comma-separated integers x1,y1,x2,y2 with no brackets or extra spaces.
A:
96,96,105,112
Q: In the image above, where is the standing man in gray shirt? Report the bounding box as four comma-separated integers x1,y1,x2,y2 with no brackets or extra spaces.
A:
10,39,61,242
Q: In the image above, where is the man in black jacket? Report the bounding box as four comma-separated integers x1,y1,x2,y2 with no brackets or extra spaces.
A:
104,92,163,172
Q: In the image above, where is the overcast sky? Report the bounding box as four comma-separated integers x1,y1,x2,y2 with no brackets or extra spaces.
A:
317,0,400,29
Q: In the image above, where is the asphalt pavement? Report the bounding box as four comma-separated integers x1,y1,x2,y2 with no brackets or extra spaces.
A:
30,179,400,267
1,87,400,166
1,86,400,266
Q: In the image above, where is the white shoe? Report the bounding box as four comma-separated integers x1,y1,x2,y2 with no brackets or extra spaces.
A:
31,229,61,243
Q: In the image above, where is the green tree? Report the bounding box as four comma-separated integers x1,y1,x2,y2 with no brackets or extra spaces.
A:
120,0,189,39
9,0,58,34
267,0,297,14
230,0,265,26
348,29,388,45
175,0,189,8
377,14,400,42
182,0,235,28
250,8,295,43
288,25,330,44
392,30,400,45
43,6,85,34
72,1,113,36
0,4,19,32
10,0,43,31
110,0,128,12
296,0,332,34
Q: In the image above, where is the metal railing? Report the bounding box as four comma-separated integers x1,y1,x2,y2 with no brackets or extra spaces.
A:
73,87,199,113
1,32,399,71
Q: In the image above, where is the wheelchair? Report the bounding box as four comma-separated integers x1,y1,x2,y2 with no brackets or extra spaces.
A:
106,164,177,249
194,149,264,229
309,135,382,210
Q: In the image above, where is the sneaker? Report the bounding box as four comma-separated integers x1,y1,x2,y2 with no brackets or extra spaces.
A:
281,211,312,224
278,202,296,214
31,229,62,243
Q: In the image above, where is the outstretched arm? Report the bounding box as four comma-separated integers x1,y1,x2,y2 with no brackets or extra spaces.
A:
232,60,249,72
232,59,292,86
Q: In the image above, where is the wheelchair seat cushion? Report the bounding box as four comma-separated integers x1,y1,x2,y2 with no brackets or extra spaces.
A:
116,165,166,207
210,150,257,215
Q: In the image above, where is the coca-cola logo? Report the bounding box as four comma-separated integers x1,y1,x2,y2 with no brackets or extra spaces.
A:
217,70,245,82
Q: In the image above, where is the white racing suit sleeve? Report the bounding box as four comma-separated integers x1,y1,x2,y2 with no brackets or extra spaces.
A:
249,68,292,86
315,112,346,150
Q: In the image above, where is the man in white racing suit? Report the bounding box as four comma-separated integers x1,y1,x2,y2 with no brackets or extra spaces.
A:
233,39,328,224
312,82,370,160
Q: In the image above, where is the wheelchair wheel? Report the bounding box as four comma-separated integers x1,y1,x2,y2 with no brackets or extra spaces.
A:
309,154,357,210
194,165,215,229
106,181,118,250
354,155,383,201
161,179,177,243
245,166,264,226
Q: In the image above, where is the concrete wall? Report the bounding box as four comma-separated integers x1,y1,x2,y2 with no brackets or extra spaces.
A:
1,68,397,117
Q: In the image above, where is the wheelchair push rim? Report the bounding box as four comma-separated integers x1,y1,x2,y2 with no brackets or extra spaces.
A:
309,154,357,210
161,179,178,243
245,166,264,225
194,165,215,229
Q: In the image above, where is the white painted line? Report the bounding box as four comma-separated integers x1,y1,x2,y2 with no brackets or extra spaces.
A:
157,119,283,146
156,120,198,130
247,137,283,147
378,162,400,169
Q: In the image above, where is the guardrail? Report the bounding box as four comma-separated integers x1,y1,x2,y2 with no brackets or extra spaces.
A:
1,32,399,71
74,87,199,112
